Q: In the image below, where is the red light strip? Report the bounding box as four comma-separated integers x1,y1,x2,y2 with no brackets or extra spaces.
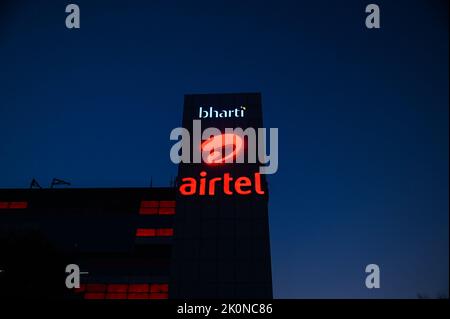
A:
139,207,158,215
106,293,127,299
158,207,175,215
78,283,169,300
0,201,28,209
135,228,174,237
149,293,169,299
156,228,174,237
136,228,156,237
139,200,176,215
127,293,149,300
107,284,128,293
129,284,149,293
140,200,159,208
84,292,105,299
150,283,169,293
84,292,169,300
159,200,176,207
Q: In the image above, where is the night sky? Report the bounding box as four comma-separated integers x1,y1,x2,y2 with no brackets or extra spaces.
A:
0,0,448,298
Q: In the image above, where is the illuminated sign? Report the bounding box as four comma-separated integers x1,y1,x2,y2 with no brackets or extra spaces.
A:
178,133,265,196
201,133,244,164
179,171,265,196
199,106,246,118
172,94,277,197
170,120,279,174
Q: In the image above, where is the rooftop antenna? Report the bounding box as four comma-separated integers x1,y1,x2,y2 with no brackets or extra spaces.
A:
170,176,177,188
50,178,71,188
29,178,42,189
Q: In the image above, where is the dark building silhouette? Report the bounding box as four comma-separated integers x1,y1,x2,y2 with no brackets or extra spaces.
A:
170,93,272,298
0,93,272,299
0,188,174,299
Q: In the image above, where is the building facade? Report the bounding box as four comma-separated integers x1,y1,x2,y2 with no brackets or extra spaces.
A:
0,93,272,299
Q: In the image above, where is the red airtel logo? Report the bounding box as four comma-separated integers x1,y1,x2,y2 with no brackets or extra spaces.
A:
200,133,244,164
178,133,265,196
179,171,265,196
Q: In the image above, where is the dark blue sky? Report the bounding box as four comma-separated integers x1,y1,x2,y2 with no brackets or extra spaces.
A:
0,0,448,298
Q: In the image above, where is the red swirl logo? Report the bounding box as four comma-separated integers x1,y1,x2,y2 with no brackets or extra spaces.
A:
200,133,244,164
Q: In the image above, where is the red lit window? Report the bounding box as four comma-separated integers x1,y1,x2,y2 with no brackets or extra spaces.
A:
149,293,168,299
157,228,174,237
150,283,169,293
159,200,175,208
129,284,149,293
0,201,28,209
106,293,127,299
160,283,169,292
77,283,168,300
107,284,128,293
135,228,173,237
158,207,175,215
9,201,28,209
84,292,105,300
141,201,158,208
136,228,156,237
127,293,149,299
139,207,158,215
139,200,176,215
